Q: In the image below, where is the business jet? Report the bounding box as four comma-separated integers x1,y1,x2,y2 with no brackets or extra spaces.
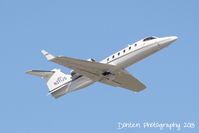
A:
26,36,178,98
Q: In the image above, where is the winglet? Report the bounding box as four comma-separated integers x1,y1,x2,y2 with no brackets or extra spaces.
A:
41,50,55,60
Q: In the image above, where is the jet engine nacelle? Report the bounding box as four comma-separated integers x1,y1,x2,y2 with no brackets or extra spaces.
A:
70,70,77,76
70,70,81,79
87,58,95,62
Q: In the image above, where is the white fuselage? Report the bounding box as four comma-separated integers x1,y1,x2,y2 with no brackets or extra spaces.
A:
67,36,178,93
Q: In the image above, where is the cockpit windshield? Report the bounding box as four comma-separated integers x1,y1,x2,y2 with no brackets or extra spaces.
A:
143,36,157,41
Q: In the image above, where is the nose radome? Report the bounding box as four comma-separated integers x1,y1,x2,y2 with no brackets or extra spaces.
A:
165,36,178,44
169,36,178,42
158,36,178,48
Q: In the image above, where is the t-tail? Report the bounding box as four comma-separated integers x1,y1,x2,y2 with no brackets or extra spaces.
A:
26,69,72,98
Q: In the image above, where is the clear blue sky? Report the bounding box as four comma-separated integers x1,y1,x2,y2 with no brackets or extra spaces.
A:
0,0,198,133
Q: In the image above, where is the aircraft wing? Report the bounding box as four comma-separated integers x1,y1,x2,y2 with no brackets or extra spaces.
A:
41,50,114,81
100,69,146,92
41,50,146,92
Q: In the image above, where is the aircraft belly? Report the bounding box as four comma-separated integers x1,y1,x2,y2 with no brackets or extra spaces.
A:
68,76,94,92
51,85,69,98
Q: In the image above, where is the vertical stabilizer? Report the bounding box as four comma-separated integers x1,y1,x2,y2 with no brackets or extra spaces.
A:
26,69,72,98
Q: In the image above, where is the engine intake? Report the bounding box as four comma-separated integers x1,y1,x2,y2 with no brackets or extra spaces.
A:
70,70,76,76
87,58,95,62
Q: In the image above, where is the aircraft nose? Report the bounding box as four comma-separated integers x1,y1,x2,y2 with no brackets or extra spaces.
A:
168,36,178,43
158,36,178,48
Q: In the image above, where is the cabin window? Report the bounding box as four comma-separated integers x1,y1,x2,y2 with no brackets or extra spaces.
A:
123,49,125,53
112,55,115,58
107,58,109,62
118,52,120,56
129,46,131,50
134,44,137,47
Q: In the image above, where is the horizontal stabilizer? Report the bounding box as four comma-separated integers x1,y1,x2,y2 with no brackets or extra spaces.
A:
26,70,55,77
